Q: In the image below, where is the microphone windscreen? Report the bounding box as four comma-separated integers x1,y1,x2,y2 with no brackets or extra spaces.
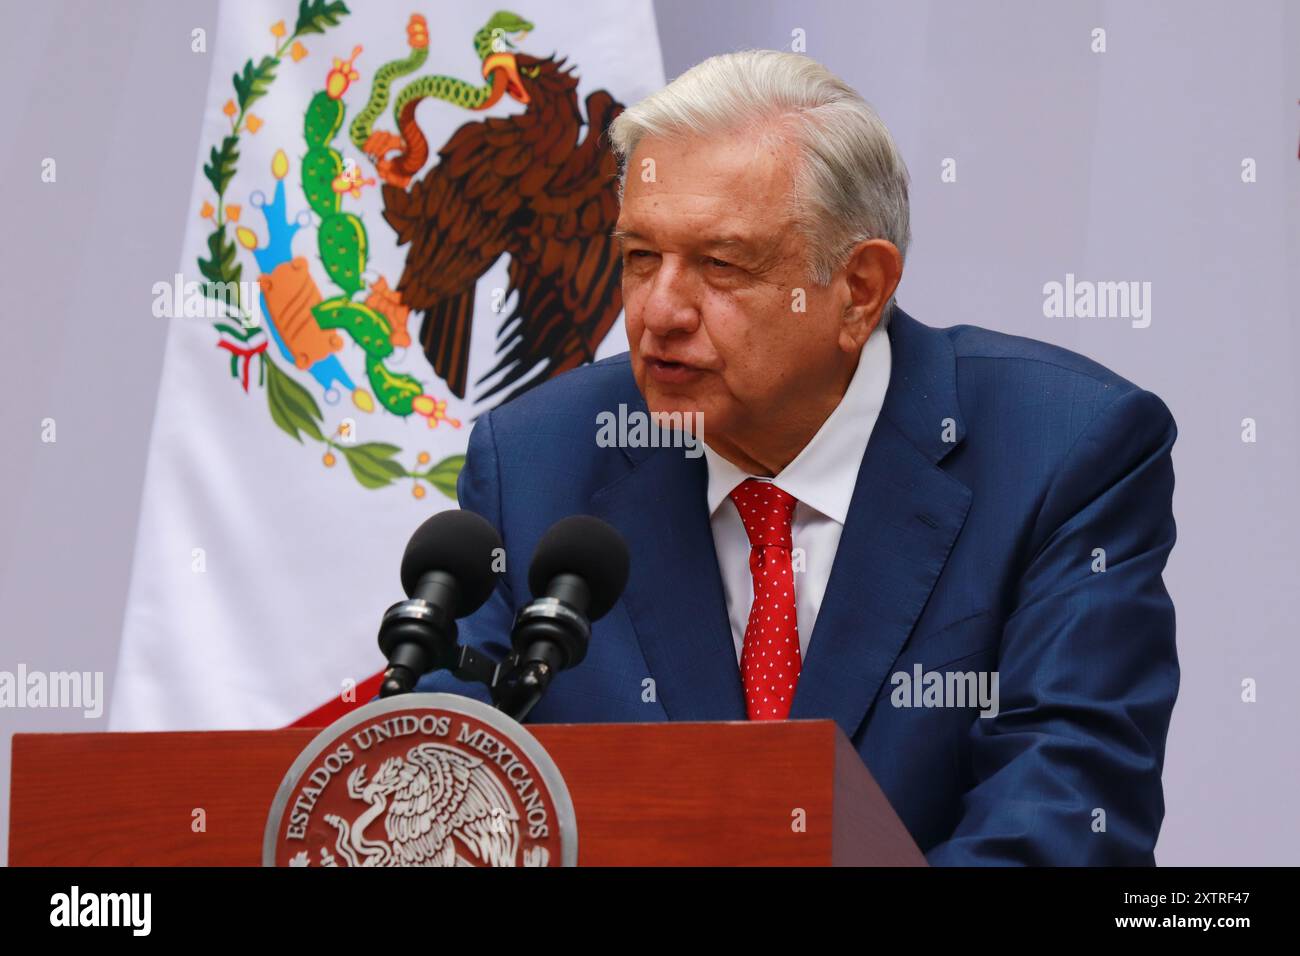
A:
528,515,630,621
400,509,504,615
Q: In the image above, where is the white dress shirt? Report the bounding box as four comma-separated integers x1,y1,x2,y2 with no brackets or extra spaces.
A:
702,325,892,665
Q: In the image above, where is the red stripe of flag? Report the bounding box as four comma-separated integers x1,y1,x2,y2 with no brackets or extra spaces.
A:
286,669,386,728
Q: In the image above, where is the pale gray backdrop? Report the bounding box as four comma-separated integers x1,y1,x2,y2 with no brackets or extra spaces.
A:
1,0,1296,865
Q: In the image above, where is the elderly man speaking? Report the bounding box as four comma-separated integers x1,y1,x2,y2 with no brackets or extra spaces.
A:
416,50,1179,866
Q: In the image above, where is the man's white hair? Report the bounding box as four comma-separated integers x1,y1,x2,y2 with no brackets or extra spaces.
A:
607,49,911,326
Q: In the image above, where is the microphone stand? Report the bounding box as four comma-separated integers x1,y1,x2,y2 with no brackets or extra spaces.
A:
381,636,555,724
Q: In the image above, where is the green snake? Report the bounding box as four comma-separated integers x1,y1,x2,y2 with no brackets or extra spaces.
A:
349,11,538,187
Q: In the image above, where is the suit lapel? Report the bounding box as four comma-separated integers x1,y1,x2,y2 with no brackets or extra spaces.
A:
789,309,972,739
589,430,746,721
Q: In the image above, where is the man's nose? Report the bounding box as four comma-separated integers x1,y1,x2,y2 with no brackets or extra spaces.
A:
639,257,700,337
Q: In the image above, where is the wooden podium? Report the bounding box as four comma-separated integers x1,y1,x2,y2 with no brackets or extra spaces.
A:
9,718,925,866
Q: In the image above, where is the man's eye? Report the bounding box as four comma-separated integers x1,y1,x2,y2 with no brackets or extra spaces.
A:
706,257,733,270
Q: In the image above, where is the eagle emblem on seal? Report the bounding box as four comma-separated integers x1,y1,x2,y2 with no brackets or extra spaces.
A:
315,741,548,867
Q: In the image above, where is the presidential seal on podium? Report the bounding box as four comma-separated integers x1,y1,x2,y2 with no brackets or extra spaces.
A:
263,694,576,867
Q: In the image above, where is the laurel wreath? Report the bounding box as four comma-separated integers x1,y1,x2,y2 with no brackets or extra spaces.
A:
196,0,463,500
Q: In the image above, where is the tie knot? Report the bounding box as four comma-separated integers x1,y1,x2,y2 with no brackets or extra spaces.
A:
728,478,798,549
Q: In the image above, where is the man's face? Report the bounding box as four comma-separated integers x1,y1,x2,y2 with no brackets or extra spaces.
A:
615,130,851,449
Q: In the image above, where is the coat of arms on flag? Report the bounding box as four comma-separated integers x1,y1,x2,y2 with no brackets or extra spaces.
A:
197,1,627,497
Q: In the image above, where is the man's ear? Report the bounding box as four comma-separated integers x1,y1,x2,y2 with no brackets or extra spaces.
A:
838,238,903,353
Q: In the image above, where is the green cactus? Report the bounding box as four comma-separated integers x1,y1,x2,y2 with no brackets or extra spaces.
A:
313,296,393,358
301,148,342,217
300,81,423,417
366,352,422,417
318,213,367,295
304,91,344,147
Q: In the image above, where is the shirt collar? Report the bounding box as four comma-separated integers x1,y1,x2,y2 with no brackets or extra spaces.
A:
702,323,892,523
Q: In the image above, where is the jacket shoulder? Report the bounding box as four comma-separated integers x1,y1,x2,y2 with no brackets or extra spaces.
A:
483,352,641,438
944,323,1141,394
929,320,1177,453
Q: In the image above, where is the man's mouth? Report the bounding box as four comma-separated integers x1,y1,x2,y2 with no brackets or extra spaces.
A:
645,356,705,385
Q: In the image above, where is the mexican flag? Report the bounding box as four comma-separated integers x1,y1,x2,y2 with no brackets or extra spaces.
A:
110,0,662,730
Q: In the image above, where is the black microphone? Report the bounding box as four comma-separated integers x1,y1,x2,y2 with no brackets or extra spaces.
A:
502,516,630,719
377,509,503,698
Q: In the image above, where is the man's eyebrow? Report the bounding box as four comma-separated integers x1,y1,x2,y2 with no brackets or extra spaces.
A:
609,228,764,254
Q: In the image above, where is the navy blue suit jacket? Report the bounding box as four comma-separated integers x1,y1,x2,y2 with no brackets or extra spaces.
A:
415,307,1179,865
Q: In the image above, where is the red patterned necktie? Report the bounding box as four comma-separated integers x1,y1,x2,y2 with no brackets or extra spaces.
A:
728,478,802,720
